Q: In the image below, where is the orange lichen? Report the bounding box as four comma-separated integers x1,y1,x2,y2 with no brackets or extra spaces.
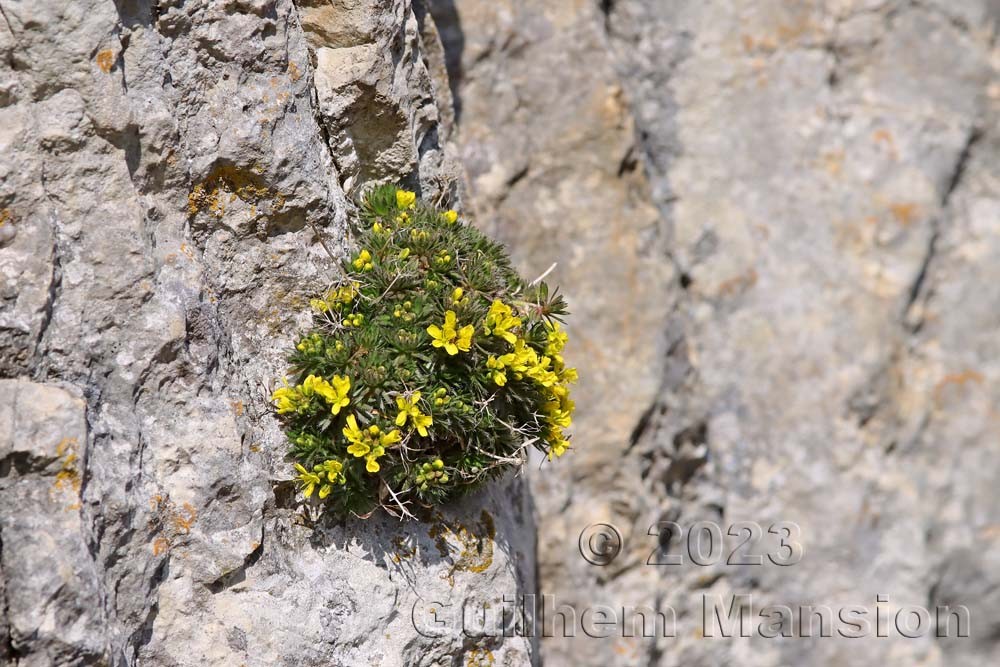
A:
0,209,11,226
873,129,898,160
716,268,759,297
148,495,199,553
172,502,197,535
889,202,919,227
821,150,844,177
52,438,81,491
50,437,82,510
288,62,301,82
934,369,985,406
96,49,115,73
152,537,170,556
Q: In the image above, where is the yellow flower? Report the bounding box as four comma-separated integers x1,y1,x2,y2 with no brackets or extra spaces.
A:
317,459,346,485
484,338,538,386
526,356,559,388
301,374,328,398
395,392,433,437
301,374,351,413
502,338,536,373
364,427,400,472
442,209,458,224
427,310,474,355
451,287,464,304
541,384,574,446
294,463,322,498
547,435,571,460
271,381,304,414
352,249,373,271
455,323,473,350
398,247,411,259
296,333,323,354
396,189,416,209
544,322,569,361
327,375,351,415
558,365,578,384
366,446,384,473
310,298,329,313
344,415,400,470
483,300,521,344
381,428,403,447
343,414,369,457
433,249,453,266
486,356,508,386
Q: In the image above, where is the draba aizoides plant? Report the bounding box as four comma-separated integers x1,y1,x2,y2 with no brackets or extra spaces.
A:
270,184,576,517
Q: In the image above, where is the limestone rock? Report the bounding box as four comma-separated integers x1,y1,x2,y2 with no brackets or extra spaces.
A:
0,1,532,665
437,0,1000,665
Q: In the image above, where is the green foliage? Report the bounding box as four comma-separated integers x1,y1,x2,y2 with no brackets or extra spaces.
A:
271,185,576,517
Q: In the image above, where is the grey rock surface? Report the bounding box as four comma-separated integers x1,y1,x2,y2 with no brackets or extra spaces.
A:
0,1,532,665
435,0,1000,665
3,0,999,665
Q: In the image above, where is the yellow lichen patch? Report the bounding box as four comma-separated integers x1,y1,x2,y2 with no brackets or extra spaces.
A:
96,49,116,73
466,648,495,667
51,438,81,508
231,400,245,416
428,510,496,583
288,61,301,82
187,165,286,219
0,209,11,226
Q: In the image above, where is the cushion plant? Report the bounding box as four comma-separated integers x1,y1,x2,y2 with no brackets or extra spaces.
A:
271,184,576,517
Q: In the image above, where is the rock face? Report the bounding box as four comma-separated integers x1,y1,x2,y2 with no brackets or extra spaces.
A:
435,0,999,665
3,0,999,666
0,1,532,666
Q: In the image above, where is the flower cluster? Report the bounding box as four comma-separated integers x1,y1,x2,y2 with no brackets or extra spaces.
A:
271,185,576,516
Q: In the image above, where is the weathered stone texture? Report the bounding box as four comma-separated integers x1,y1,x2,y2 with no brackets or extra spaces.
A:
436,0,999,665
3,0,998,665
0,1,532,665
